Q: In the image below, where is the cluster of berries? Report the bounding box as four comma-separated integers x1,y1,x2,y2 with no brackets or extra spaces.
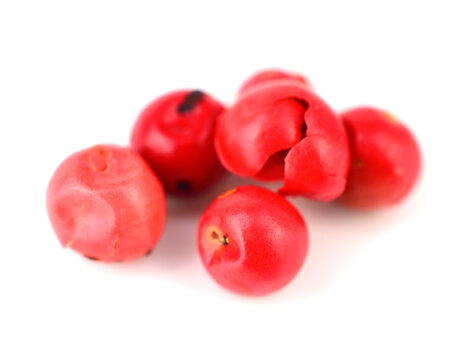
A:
47,69,421,296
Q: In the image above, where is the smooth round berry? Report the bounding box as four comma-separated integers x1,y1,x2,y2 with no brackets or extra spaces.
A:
47,145,166,261
131,90,226,195
215,80,349,202
338,107,421,209
238,69,311,98
197,186,308,296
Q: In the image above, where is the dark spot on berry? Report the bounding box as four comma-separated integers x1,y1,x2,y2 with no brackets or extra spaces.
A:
85,255,99,261
221,234,229,246
145,248,153,256
176,180,192,192
353,159,364,168
177,90,205,113
211,231,219,240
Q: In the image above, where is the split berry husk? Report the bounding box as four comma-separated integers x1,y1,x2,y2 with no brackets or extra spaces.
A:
215,74,350,202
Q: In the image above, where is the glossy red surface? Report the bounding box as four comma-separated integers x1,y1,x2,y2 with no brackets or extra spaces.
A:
197,186,308,296
238,69,311,98
131,90,225,195
215,80,350,201
338,107,421,209
46,145,166,261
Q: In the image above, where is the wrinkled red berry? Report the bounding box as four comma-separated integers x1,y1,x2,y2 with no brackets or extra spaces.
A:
197,186,308,296
47,145,166,261
338,107,421,209
215,78,350,202
131,90,226,195
238,69,311,98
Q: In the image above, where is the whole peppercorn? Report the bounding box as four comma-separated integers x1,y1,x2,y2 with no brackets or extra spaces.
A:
197,186,309,296
47,145,166,261
338,107,421,209
131,90,226,195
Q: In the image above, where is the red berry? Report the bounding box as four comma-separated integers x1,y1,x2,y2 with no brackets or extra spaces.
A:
338,107,421,209
47,145,166,261
131,90,226,195
215,81,350,202
238,69,311,98
197,186,308,296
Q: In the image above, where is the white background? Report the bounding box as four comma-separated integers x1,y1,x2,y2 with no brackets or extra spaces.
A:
1,1,472,359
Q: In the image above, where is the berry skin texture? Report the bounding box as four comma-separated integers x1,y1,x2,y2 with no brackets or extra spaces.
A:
215,79,350,202
131,90,226,195
47,145,166,261
338,107,421,209
197,186,309,296
238,69,311,98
